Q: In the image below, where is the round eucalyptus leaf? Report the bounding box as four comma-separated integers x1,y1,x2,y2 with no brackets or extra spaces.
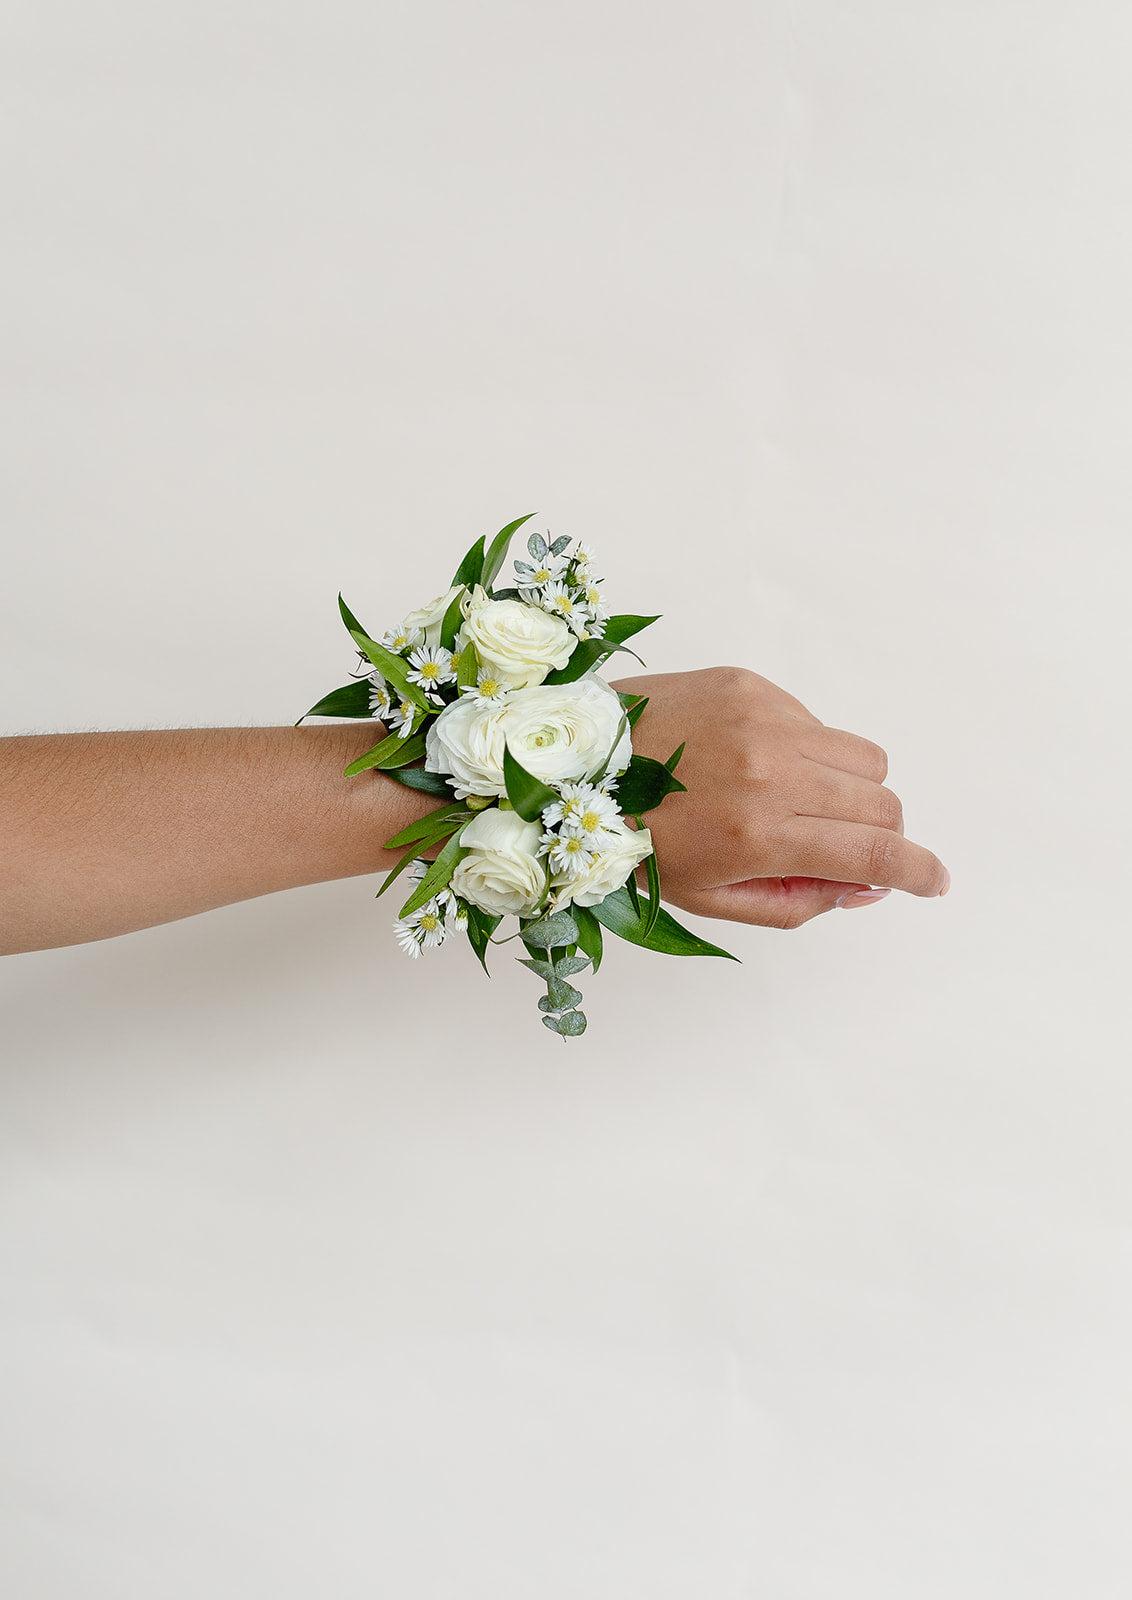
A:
522,910,579,950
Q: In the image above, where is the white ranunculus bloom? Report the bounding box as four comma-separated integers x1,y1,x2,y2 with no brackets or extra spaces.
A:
457,584,574,688
552,820,654,909
425,675,631,799
450,807,546,917
503,676,632,787
402,584,465,647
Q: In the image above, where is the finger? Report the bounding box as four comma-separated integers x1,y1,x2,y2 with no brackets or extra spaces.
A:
679,876,884,930
798,726,888,782
795,759,905,835
782,817,949,897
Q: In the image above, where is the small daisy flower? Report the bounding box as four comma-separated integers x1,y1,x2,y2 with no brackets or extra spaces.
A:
459,666,513,706
514,555,563,599
368,674,392,718
405,857,428,884
451,901,470,931
541,829,597,878
393,918,424,958
541,780,590,829
571,789,622,837
539,579,591,634
386,698,418,739
409,902,447,949
572,542,598,568
450,649,463,675
406,643,455,691
381,623,424,654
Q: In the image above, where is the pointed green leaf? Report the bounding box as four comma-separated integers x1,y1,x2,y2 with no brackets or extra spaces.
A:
383,802,474,851
452,534,486,589
398,823,472,919
439,589,466,651
612,753,687,816
541,616,659,685
375,842,428,901
465,904,502,972
343,728,427,776
503,743,558,822
387,767,454,798
298,680,375,722
339,593,371,641
664,741,686,774
591,886,738,960
349,630,431,712
572,904,603,974
456,636,479,691
482,513,537,591
643,844,662,940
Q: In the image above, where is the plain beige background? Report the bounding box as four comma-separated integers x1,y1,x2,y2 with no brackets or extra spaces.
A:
2,2,1129,1595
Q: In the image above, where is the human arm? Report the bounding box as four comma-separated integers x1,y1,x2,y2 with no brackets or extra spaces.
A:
0,668,948,956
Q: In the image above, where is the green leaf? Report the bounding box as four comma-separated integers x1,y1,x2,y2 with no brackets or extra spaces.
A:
387,767,454,798
591,710,629,786
643,845,662,940
612,753,687,816
439,590,466,652
554,955,591,977
521,909,579,950
527,530,548,562
542,1010,587,1037
451,534,486,589
591,886,739,960
338,593,371,641
349,631,432,712
540,978,583,1011
464,905,502,972
541,616,658,686
549,534,571,557
572,905,603,974
456,636,479,692
343,728,427,776
503,743,558,822
482,513,537,591
298,680,375,722
519,956,556,981
375,842,429,901
664,740,686,773
626,696,649,729
398,824,472,919
383,802,474,851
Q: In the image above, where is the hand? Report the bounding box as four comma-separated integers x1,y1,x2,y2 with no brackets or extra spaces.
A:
611,666,950,929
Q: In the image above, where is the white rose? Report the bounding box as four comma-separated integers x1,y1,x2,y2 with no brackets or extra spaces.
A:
458,584,574,688
553,821,654,909
450,807,546,917
425,693,511,799
402,585,465,647
425,675,631,799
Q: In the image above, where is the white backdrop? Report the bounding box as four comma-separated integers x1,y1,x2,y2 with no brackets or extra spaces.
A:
3,3,1130,1595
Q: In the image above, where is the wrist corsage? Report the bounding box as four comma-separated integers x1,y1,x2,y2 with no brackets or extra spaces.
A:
300,515,735,1037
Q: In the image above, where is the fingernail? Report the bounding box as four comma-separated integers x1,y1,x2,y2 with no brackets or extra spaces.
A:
836,888,892,909
939,869,951,897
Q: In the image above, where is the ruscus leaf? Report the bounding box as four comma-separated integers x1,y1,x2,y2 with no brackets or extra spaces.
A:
465,905,502,973
398,824,472,919
349,631,431,712
451,535,486,589
383,802,474,851
591,887,739,960
482,514,537,591
503,743,559,822
387,768,454,798
343,728,428,776
572,905,603,974
612,754,687,816
298,680,375,722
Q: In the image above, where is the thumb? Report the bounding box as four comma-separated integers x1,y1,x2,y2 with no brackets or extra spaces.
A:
679,876,891,930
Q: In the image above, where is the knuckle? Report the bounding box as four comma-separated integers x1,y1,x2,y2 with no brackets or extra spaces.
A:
875,787,904,831
864,830,899,882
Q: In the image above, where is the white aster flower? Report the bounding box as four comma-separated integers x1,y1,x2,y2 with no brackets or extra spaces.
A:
386,697,419,739
405,857,428,883
459,666,513,706
541,829,597,878
393,918,424,958
451,900,470,930
515,554,563,599
539,579,591,635
368,674,392,718
541,779,620,830
406,643,455,692
409,902,447,949
581,582,608,622
381,623,424,654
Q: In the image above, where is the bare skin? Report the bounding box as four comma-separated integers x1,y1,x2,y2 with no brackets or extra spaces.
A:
0,667,947,957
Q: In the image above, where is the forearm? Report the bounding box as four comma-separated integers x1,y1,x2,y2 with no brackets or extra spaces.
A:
0,725,438,955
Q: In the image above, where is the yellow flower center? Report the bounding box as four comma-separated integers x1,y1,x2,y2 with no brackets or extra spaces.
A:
581,810,600,831
564,837,584,854
554,595,573,614
420,662,439,679
418,912,439,931
480,678,500,696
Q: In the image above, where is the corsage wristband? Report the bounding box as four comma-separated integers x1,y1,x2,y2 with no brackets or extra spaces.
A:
299,515,735,1037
